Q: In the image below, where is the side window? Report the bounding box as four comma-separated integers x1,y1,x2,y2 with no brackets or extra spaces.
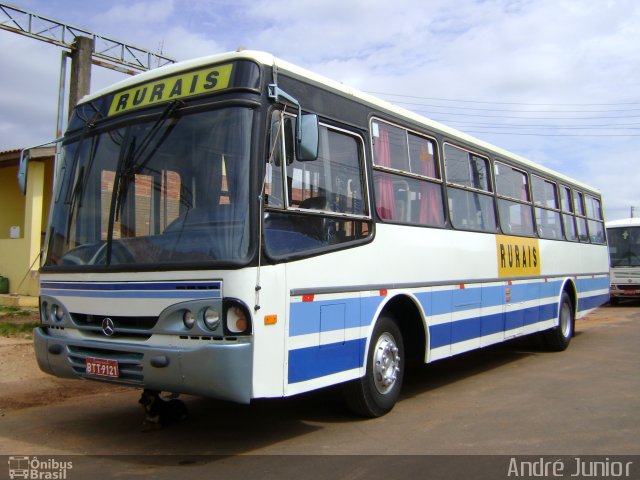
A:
264,113,370,257
372,120,445,227
585,194,605,244
264,110,285,208
531,175,562,240
494,161,535,236
443,144,496,232
560,185,578,241
573,190,589,242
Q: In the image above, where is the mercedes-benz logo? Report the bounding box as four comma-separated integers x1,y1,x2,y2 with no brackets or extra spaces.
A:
101,317,115,336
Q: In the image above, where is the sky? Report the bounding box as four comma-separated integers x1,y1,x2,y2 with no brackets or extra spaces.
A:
1,0,638,221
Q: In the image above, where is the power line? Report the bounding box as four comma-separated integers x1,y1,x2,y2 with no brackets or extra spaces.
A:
462,130,640,137
385,100,640,114
445,123,640,130
366,90,640,107
411,109,640,121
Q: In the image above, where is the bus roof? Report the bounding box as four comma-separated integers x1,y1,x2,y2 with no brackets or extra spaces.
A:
80,49,600,195
606,218,640,228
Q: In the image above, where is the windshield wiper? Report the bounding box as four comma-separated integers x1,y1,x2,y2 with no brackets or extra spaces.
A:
63,136,99,243
106,100,183,263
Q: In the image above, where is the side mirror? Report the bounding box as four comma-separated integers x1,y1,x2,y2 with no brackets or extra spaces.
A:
268,84,319,161
18,149,31,195
296,113,319,161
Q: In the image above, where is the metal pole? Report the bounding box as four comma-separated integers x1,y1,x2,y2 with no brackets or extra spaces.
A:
56,51,68,138
54,50,69,188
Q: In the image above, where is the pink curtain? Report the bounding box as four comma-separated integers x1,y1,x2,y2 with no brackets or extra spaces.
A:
375,127,396,219
418,143,443,225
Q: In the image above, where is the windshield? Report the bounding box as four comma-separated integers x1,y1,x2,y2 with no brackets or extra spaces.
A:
607,226,640,267
45,106,254,269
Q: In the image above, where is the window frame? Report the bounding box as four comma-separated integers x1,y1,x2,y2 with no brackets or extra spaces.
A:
531,173,563,240
370,117,446,227
493,160,536,237
573,189,590,243
559,183,578,242
440,143,497,233
262,109,374,260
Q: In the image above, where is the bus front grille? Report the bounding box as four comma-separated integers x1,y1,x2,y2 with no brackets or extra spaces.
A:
69,313,157,340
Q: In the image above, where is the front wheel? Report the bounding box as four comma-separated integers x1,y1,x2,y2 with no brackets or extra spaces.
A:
343,314,404,417
541,291,574,351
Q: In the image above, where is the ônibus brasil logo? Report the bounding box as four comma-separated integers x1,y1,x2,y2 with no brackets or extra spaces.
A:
8,456,73,479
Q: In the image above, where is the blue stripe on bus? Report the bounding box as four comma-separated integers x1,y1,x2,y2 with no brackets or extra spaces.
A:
287,275,608,384
40,288,221,299
428,302,558,348
40,281,221,291
578,292,610,312
288,338,367,383
289,280,570,337
289,297,364,337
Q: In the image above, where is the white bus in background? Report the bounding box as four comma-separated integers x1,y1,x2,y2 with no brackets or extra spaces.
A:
606,218,640,305
20,50,610,418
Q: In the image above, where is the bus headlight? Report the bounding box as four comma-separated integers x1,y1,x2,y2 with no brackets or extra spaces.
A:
224,300,251,335
49,303,64,322
203,307,221,330
183,310,196,329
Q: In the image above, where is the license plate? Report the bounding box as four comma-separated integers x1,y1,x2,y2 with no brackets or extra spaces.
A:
86,357,119,378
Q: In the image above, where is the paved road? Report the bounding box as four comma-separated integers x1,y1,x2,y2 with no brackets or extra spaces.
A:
0,302,638,478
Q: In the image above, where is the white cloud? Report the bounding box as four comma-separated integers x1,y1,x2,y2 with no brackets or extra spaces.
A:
1,0,638,220
98,0,175,28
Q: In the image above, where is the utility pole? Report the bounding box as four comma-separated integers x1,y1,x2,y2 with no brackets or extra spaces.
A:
0,2,176,122
631,206,636,219
68,36,93,117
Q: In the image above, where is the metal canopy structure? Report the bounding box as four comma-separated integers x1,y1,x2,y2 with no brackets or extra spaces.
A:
0,2,175,74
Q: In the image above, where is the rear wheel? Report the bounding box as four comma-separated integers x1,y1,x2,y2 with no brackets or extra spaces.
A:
343,314,404,417
541,291,574,351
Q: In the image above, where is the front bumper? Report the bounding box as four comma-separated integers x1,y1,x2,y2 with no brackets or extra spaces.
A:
33,327,253,404
610,285,640,299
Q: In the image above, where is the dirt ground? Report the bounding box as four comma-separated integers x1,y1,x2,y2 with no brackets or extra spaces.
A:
0,308,126,414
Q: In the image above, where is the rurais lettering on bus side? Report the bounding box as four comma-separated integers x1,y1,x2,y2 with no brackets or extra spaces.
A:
496,235,540,277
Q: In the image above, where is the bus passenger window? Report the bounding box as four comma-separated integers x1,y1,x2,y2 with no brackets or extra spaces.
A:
495,161,534,236
532,175,562,239
444,144,495,232
372,120,445,227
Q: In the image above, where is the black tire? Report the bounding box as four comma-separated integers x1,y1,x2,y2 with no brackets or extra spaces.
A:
609,297,619,306
541,291,574,351
343,314,404,417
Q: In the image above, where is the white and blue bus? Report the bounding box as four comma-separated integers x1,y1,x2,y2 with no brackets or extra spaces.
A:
606,217,640,305
24,50,609,417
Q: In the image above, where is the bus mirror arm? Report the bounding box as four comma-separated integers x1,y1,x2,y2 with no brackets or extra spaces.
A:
17,149,31,195
17,137,65,195
268,84,319,161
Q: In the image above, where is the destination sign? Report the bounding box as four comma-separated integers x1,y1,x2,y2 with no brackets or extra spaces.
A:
108,63,233,116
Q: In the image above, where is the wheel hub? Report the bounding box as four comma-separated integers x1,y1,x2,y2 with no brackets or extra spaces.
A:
373,333,401,394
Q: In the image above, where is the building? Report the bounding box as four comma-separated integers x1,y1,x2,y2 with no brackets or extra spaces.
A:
0,147,54,303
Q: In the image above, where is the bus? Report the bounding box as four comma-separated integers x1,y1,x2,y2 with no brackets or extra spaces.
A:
606,218,640,305
22,50,610,417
